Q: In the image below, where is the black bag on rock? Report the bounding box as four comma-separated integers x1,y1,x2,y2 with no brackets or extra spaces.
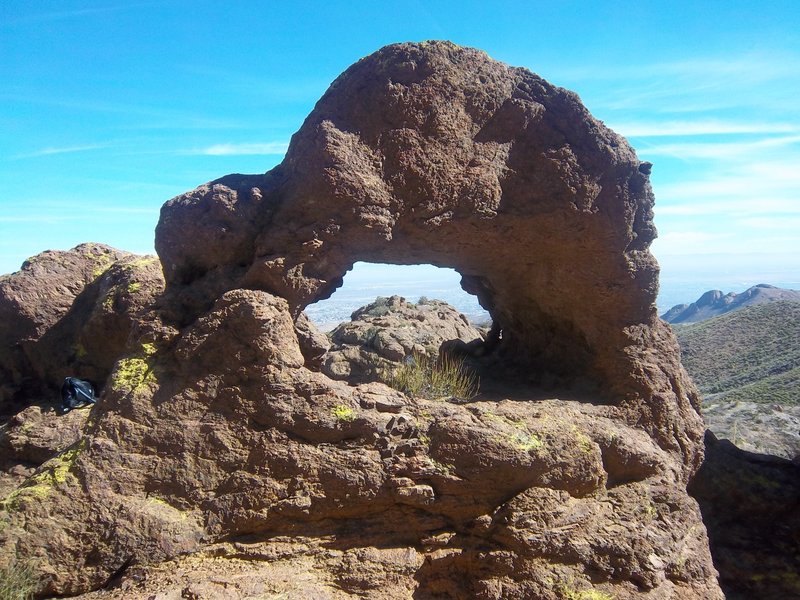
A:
60,377,96,413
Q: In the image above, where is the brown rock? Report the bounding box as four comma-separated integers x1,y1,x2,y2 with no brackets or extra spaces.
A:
156,41,702,467
322,295,483,381
294,311,331,369
0,245,164,416
0,42,723,599
0,244,131,413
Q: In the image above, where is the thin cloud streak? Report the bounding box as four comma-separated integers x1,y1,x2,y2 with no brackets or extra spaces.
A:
14,143,110,159
611,120,799,137
2,3,157,26
193,142,289,156
639,135,800,160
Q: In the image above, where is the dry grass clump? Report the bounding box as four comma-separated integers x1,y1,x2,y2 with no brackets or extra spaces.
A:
0,559,38,600
381,350,479,400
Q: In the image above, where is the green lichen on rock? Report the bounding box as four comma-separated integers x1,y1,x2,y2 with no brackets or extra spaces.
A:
1,484,51,512
80,243,116,279
127,282,141,293
1,441,85,512
111,344,158,392
121,256,159,272
331,404,356,422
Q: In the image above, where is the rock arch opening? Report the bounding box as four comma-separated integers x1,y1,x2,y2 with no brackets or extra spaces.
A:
156,41,671,410
304,261,490,330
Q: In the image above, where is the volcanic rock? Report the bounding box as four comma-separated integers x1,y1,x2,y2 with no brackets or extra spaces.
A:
0,42,723,599
322,295,484,381
0,244,164,417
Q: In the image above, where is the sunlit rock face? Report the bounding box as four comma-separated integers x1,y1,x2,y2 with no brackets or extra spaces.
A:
0,42,724,599
157,40,700,459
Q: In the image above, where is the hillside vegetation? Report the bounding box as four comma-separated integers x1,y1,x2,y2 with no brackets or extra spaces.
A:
674,300,800,404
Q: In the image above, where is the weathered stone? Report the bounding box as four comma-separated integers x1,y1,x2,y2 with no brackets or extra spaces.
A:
321,295,483,382
689,432,800,600
0,244,133,414
0,42,725,599
156,41,703,468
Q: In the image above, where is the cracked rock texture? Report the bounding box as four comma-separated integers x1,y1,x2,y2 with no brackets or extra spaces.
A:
322,295,484,382
0,42,726,598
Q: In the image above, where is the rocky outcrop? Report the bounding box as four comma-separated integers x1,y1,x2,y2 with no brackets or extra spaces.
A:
3,289,720,598
155,42,703,464
322,295,484,381
690,432,800,599
662,284,800,324
0,42,723,598
0,244,164,417
0,245,166,519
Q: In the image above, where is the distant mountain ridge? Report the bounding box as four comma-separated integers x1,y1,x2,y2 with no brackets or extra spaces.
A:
661,283,800,324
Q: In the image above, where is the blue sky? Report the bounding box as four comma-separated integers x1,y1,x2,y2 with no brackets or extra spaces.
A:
1,0,798,300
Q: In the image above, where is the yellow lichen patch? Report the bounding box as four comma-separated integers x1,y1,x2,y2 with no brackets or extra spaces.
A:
82,245,116,279
484,412,546,453
121,256,159,271
101,293,115,311
331,404,356,422
147,496,189,521
127,282,141,293
141,342,157,357
112,357,156,392
556,581,615,600
28,438,86,487
504,431,544,453
572,427,594,454
0,441,86,509
74,342,88,359
1,484,51,511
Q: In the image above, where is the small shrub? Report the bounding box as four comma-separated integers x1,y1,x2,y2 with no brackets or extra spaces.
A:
381,351,478,400
0,559,38,600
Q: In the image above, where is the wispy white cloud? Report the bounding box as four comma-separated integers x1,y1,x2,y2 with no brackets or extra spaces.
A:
610,120,799,137
573,52,800,114
651,231,736,255
2,3,157,26
14,143,110,158
191,142,289,156
559,54,800,83
656,198,800,217
639,134,800,160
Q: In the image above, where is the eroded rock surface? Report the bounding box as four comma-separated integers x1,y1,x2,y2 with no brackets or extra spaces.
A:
3,289,720,598
0,42,723,598
322,295,484,382
0,244,164,417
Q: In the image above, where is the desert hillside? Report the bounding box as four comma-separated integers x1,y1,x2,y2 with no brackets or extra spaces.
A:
674,300,800,458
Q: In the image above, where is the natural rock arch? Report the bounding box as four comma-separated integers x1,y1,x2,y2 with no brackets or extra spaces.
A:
157,42,696,451
0,42,726,598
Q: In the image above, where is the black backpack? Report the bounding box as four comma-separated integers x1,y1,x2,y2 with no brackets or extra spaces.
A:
60,377,96,413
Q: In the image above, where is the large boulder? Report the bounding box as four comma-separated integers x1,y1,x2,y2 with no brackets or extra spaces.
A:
1,42,723,598
0,244,164,416
0,244,130,414
0,246,165,507
322,295,484,381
